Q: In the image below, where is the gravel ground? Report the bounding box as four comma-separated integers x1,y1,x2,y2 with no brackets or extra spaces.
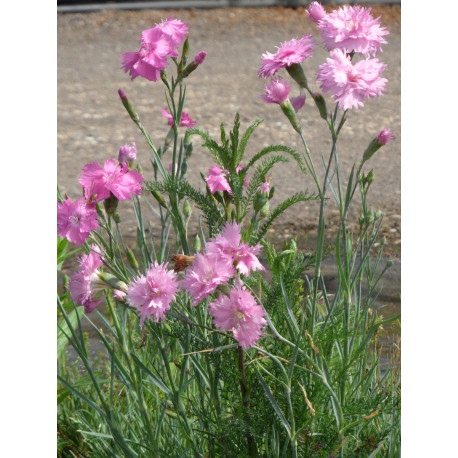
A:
57,5,401,256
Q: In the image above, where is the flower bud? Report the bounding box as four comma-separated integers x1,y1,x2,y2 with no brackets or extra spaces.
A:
183,200,192,219
118,142,137,166
178,51,207,81
95,202,105,219
362,129,392,164
280,99,302,134
286,63,308,88
181,38,190,62
98,271,128,293
367,170,375,184
113,212,121,223
313,92,328,120
375,209,382,220
136,163,144,175
181,160,188,176
307,2,327,23
160,70,170,90
366,211,374,225
359,213,365,226
260,202,270,218
193,235,201,253
386,258,395,268
151,190,168,208
118,89,139,122
269,185,275,199
254,193,268,212
104,193,119,217
126,247,139,271
381,236,387,245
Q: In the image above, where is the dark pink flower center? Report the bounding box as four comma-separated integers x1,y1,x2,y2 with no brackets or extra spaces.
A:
69,215,80,225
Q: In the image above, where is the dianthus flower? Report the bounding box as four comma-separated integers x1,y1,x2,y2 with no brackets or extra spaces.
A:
209,282,266,348
161,108,196,128
205,165,232,194
127,262,178,325
118,142,137,164
258,35,315,78
306,2,327,23
181,253,235,306
194,51,207,65
121,26,175,81
317,5,389,57
57,197,99,246
261,78,291,104
259,181,270,195
206,221,265,276
316,49,387,110
69,247,105,313
377,127,393,145
79,158,144,202
155,16,188,47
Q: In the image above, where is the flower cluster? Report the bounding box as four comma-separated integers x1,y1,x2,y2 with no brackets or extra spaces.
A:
180,221,266,347
122,16,188,81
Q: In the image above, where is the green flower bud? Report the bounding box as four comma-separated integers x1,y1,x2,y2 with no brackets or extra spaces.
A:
313,92,328,120
118,89,139,122
126,247,139,271
136,162,144,174
381,236,387,245
362,138,383,163
253,193,268,212
193,235,201,253
375,209,382,219
181,160,188,175
286,63,308,88
113,212,121,223
260,202,269,218
367,170,375,184
98,272,128,292
386,258,395,268
151,190,168,208
366,211,374,225
359,213,365,226
183,200,192,219
103,193,119,217
160,70,170,90
95,202,105,219
280,99,302,134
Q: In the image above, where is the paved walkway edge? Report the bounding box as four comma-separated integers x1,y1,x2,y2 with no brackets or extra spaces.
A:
58,0,400,14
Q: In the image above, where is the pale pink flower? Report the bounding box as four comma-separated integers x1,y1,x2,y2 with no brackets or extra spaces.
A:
261,78,291,104
317,5,389,57
127,261,178,325
316,49,387,110
57,198,99,246
69,247,105,313
121,27,175,81
206,221,265,276
155,16,188,47
259,181,270,195
161,108,196,128
118,142,137,163
205,165,232,194
194,51,207,65
113,290,127,301
258,35,315,78
307,2,327,23
209,283,266,348
181,253,235,306
79,158,144,202
377,128,393,145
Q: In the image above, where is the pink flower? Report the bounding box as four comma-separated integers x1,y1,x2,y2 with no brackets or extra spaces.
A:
205,165,232,194
118,142,137,163
317,5,389,57
261,78,291,104
377,128,393,145
290,93,306,112
206,221,265,276
69,247,105,313
121,27,175,81
155,16,188,47
209,282,266,348
236,164,249,188
113,290,127,301
57,198,99,246
161,108,196,128
258,35,315,78
127,261,178,325
259,181,270,195
79,158,144,202
181,253,235,306
194,51,207,65
316,49,387,110
307,2,327,23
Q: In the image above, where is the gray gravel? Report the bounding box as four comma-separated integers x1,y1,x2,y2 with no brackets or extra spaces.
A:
57,5,401,255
